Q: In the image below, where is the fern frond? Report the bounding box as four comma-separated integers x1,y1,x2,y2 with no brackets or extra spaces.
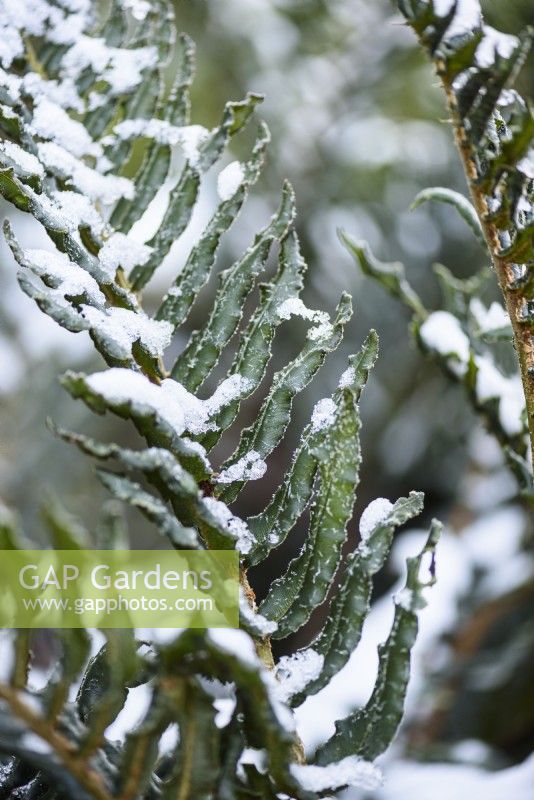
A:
0,1,441,797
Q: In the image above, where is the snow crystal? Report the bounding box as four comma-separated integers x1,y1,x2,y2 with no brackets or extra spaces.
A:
275,649,324,703
114,120,209,166
0,25,23,67
51,190,105,236
208,629,259,667
277,297,329,326
291,755,382,792
238,748,267,776
394,587,414,611
261,671,296,732
311,398,336,433
85,369,186,432
38,142,134,204
84,369,251,437
477,26,519,69
181,438,212,471
0,66,21,101
20,733,52,755
475,357,525,436
433,1,519,69
0,140,44,178
32,97,99,158
239,588,277,636
217,161,245,201
121,0,150,20
338,365,355,389
62,36,156,96
433,0,481,37
217,450,267,484
23,248,105,306
202,497,254,554
359,497,394,540
98,233,152,278
419,311,470,375
470,298,510,334
214,697,236,728
375,754,534,800
518,150,534,180
307,320,334,341
81,307,173,360
22,71,83,112
202,375,253,425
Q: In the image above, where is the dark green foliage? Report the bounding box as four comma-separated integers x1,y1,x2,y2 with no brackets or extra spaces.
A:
0,1,443,797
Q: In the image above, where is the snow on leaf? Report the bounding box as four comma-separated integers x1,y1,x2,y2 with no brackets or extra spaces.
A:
216,450,267,484
98,233,153,278
274,649,324,704
290,755,382,792
310,398,337,433
359,498,394,541
37,142,134,204
32,97,100,158
419,310,470,375
0,140,44,179
80,307,173,360
202,497,254,554
217,160,245,201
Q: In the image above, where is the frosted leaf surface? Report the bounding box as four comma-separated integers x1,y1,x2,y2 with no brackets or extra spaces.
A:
476,26,519,69
0,1,92,67
359,497,394,540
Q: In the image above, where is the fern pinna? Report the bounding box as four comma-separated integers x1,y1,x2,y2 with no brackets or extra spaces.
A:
341,0,534,496
0,1,441,798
